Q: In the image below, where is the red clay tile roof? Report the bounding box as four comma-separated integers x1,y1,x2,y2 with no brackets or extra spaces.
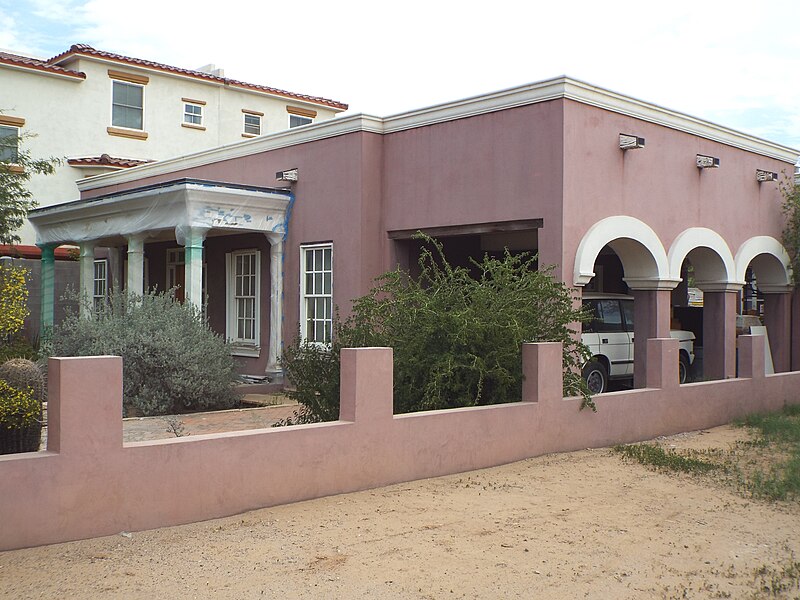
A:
0,50,85,79
49,44,348,110
68,154,152,168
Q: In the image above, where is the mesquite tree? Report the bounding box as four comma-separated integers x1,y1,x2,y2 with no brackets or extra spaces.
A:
279,235,592,426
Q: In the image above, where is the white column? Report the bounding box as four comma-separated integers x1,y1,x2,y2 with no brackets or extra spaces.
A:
79,242,95,318
107,247,122,293
178,226,208,310
265,233,284,378
126,234,146,297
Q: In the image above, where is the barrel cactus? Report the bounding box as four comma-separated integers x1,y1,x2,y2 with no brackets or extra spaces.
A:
0,358,45,454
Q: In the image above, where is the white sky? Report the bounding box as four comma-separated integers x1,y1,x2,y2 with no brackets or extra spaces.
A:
2,0,799,154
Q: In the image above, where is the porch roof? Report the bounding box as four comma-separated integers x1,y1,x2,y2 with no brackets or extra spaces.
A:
29,178,292,247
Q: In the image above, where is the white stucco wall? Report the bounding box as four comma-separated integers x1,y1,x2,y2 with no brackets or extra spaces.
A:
0,54,342,246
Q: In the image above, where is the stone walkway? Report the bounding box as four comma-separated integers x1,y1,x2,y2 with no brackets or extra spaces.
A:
39,396,302,447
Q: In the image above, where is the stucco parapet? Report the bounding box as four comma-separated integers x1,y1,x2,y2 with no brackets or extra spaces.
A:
75,76,799,196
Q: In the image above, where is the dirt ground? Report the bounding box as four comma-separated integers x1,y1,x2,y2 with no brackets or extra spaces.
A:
2,425,799,599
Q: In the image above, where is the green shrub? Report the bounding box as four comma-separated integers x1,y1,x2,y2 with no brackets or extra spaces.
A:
0,263,29,338
0,335,36,363
279,235,591,425
0,380,38,429
51,289,241,417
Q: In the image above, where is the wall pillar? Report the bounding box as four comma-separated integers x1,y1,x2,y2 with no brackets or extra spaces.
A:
631,288,671,388
79,242,96,318
792,290,800,372
37,243,56,336
177,226,208,310
701,288,739,380
265,233,284,380
763,292,791,373
126,234,146,297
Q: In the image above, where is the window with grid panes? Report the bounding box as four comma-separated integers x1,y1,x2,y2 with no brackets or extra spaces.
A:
112,81,144,129
93,259,108,311
226,250,259,345
301,244,332,343
183,102,203,126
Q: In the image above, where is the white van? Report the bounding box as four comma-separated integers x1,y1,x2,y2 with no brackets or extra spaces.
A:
581,293,695,394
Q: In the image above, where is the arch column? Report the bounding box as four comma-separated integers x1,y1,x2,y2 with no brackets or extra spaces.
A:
700,285,740,380
265,233,284,381
762,289,792,373
630,286,673,388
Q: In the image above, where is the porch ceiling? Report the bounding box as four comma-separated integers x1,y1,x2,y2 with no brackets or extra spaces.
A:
29,178,292,247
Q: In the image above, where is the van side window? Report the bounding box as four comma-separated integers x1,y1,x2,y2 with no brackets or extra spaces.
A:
621,299,634,331
594,299,624,333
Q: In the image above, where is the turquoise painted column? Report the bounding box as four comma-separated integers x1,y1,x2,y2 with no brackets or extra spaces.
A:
37,243,56,337
179,226,208,310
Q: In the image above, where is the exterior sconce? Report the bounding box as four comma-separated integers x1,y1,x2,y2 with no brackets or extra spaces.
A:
696,154,720,169
276,168,299,182
619,133,645,150
755,169,778,182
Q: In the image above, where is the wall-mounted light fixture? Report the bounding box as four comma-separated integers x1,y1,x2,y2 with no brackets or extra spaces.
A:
696,154,720,169
619,133,645,150
755,169,778,182
276,168,299,182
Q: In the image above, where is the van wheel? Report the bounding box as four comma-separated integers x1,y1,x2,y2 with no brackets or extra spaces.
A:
582,361,608,394
679,354,690,384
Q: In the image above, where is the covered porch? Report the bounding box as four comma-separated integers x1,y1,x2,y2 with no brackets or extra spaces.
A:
28,178,291,380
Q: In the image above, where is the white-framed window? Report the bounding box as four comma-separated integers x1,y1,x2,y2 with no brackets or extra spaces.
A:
183,102,203,126
289,114,313,128
93,259,108,311
300,243,333,344
112,80,144,130
243,113,261,135
0,124,19,163
226,249,260,353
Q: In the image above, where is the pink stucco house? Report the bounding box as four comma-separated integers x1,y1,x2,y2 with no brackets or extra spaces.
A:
29,76,800,385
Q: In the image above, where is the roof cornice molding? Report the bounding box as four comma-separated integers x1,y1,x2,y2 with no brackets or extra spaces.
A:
0,59,85,81
77,76,799,192
77,114,387,192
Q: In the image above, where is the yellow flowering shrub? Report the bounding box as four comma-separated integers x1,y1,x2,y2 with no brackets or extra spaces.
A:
0,380,38,429
0,263,29,337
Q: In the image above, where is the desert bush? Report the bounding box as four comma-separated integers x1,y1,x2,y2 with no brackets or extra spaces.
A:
0,262,29,339
0,357,44,454
51,289,241,417
279,235,591,426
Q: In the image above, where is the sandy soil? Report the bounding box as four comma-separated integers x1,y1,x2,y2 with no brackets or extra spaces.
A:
2,425,799,599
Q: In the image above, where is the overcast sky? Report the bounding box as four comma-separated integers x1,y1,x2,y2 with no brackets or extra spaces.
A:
2,0,799,154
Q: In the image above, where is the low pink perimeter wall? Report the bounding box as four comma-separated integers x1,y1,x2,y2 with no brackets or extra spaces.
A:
1,336,798,551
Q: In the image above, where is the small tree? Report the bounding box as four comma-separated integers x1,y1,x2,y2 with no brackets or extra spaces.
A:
780,173,800,287
279,235,592,426
0,127,60,245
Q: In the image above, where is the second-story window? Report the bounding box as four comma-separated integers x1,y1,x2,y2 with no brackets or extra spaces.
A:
0,124,20,163
289,114,312,128
243,113,261,135
112,81,144,130
183,101,204,126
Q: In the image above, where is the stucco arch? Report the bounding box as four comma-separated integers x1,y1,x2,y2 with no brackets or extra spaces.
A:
667,228,738,291
574,216,675,290
734,236,792,292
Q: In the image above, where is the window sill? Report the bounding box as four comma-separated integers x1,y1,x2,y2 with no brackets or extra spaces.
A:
182,123,206,131
107,126,148,140
241,132,259,138
229,344,260,358
3,164,24,174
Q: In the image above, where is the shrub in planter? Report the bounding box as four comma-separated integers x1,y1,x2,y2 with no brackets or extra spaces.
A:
51,289,242,417
0,358,43,454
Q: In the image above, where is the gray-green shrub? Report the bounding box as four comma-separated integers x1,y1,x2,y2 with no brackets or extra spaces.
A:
51,290,241,416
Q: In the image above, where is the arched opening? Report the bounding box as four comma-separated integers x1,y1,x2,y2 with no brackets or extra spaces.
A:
735,237,792,373
574,217,679,391
668,228,738,381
